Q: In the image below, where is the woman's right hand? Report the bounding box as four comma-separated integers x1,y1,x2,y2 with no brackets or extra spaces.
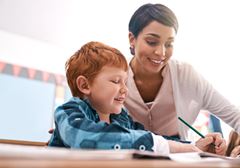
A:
195,133,227,155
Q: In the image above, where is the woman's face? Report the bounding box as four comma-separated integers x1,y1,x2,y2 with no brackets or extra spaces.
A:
129,21,176,74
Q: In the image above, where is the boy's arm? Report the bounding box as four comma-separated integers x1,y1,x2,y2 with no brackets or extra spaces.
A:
50,101,201,154
52,101,155,151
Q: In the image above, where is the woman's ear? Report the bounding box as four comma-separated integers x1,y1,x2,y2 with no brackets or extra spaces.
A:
76,76,91,95
128,32,135,47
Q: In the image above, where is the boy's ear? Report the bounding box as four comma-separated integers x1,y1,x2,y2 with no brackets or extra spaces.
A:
76,76,91,95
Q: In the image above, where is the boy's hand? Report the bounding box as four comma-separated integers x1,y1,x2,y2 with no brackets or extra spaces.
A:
168,140,202,153
195,133,227,155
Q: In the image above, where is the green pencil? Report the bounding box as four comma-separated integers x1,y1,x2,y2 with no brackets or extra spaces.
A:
178,116,205,138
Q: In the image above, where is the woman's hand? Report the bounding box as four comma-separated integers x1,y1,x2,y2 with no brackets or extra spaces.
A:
226,131,240,157
195,133,227,155
230,145,240,157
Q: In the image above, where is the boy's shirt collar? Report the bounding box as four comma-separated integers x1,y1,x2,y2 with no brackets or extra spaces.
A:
71,97,131,128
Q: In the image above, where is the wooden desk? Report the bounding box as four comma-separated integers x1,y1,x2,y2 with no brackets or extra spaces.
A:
0,159,239,168
0,139,46,146
0,143,239,168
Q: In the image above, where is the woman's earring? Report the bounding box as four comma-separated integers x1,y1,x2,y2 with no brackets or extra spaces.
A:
129,46,135,55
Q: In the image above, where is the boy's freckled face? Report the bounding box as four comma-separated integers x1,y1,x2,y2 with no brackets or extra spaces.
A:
87,66,128,116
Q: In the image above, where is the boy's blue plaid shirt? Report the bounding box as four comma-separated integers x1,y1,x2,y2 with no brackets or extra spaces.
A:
48,97,154,151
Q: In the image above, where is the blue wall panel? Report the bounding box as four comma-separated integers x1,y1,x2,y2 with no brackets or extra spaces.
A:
0,74,55,142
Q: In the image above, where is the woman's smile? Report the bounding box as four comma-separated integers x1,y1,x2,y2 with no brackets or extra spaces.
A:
148,57,164,65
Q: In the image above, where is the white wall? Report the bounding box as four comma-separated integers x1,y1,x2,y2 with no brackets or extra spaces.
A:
1,0,240,104
0,30,69,74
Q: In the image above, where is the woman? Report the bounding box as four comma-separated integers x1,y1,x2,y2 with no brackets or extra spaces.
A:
124,3,240,156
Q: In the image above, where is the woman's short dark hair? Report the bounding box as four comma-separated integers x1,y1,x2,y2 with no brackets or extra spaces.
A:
128,3,178,38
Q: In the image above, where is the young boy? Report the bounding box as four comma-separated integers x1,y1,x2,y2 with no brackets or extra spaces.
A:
48,41,200,155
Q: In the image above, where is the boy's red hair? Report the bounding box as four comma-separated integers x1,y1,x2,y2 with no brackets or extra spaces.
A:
65,41,128,98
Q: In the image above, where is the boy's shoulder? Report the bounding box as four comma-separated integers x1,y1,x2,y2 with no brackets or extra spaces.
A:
56,97,94,116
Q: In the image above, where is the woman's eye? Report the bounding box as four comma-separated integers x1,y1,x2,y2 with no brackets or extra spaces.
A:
147,41,158,46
